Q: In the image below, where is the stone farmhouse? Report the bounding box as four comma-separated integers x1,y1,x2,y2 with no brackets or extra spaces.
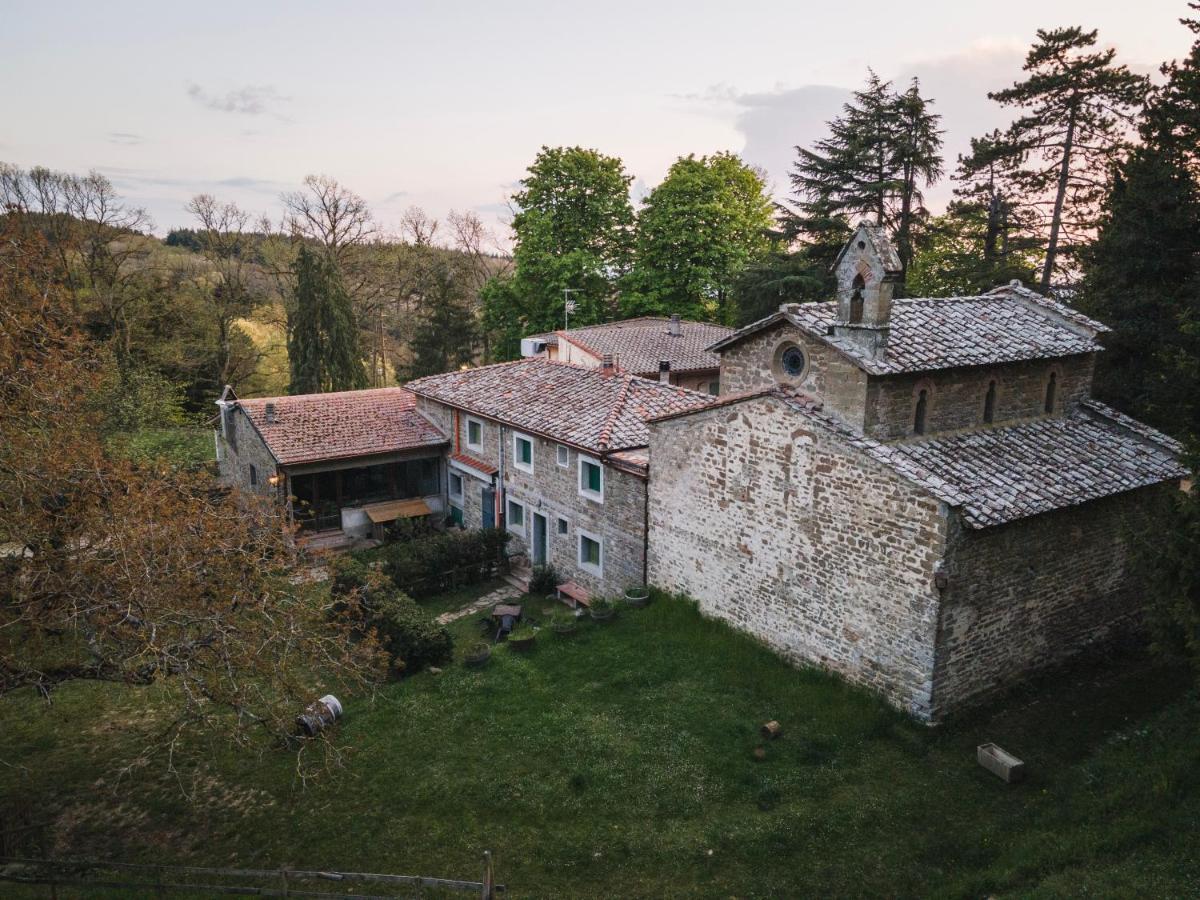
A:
214,223,1187,721
522,315,732,394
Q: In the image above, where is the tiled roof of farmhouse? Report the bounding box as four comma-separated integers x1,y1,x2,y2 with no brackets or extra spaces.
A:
238,387,447,466
544,317,734,375
407,358,716,454
708,283,1109,375
651,389,1185,530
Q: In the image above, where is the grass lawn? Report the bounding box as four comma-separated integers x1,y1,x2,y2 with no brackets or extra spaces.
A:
1,590,1198,898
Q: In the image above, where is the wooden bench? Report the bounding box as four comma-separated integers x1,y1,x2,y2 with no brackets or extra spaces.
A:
556,581,592,608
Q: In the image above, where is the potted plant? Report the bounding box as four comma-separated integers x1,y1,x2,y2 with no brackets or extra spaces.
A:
589,597,616,622
550,609,578,636
464,641,491,668
508,624,537,653
623,585,651,608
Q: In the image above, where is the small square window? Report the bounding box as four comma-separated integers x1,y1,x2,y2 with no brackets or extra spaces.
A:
579,456,603,501
506,499,525,533
466,418,483,451
449,472,463,498
578,532,602,575
513,433,534,473
556,517,569,535
556,445,569,468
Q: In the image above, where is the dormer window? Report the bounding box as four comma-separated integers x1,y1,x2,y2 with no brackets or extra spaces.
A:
849,274,866,324
914,389,929,435
1044,372,1057,414
983,381,997,424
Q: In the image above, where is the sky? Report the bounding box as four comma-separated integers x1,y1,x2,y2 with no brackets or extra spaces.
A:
3,1,1195,248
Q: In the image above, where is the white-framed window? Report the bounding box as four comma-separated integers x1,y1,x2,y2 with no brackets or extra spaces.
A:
556,516,569,536
513,432,534,473
578,455,604,502
506,498,526,536
448,471,463,500
556,444,570,468
577,529,603,577
465,416,484,452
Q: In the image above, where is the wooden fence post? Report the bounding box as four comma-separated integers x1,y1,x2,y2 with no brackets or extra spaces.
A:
481,850,494,900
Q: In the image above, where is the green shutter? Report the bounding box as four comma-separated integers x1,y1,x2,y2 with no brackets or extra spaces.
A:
520,438,532,464
587,462,601,493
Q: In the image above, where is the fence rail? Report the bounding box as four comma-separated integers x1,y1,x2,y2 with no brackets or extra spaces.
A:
0,853,504,898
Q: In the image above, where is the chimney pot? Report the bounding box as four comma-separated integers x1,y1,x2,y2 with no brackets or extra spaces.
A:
265,402,276,424
601,353,615,372
658,359,671,383
668,314,682,337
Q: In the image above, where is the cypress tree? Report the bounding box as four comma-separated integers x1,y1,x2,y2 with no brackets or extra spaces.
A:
287,245,367,394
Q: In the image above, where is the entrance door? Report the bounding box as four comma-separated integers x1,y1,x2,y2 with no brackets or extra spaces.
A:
532,512,548,566
481,487,495,529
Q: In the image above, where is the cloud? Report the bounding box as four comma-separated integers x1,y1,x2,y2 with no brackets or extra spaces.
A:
679,42,1028,212
186,83,291,119
216,176,285,193
107,131,144,146
380,190,409,205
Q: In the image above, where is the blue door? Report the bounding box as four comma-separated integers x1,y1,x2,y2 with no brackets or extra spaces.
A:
481,487,495,529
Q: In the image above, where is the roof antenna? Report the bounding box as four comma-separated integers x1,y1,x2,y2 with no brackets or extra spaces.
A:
563,288,579,330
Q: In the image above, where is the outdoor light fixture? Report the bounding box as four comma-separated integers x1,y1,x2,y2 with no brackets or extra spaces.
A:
267,474,281,487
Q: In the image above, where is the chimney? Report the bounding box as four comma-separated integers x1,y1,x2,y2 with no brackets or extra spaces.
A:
264,402,276,424
668,314,682,337
658,359,671,384
601,353,615,374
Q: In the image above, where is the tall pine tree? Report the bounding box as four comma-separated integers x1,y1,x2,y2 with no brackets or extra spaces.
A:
786,72,943,280
985,27,1148,290
1078,8,1200,441
287,245,367,394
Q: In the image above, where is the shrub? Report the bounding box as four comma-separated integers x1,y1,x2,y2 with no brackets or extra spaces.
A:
367,587,453,674
529,564,561,595
379,528,511,597
330,555,372,599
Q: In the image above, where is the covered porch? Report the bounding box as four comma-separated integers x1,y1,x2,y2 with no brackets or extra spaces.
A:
286,452,445,540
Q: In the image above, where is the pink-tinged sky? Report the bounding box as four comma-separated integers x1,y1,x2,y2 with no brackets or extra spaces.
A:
3,0,1193,247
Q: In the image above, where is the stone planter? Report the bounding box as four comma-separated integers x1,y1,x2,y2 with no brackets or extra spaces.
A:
589,604,616,622
551,619,578,637
977,742,1025,783
508,633,537,653
464,644,492,668
623,586,650,608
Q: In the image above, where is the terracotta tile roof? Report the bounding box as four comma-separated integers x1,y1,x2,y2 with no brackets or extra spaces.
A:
238,387,447,466
407,359,717,454
651,388,1185,529
450,451,498,476
547,317,733,375
710,284,1108,375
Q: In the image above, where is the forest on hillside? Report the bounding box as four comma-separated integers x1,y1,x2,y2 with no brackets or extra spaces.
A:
2,16,1198,451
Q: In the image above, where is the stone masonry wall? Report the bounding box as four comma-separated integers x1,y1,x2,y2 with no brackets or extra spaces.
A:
647,394,948,718
422,398,648,597
865,353,1096,440
215,406,279,498
718,321,869,431
930,483,1175,718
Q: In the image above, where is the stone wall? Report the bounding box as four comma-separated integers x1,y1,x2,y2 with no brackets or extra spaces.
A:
718,321,869,431
647,394,948,718
422,398,649,597
215,405,279,498
864,353,1096,440
930,483,1174,717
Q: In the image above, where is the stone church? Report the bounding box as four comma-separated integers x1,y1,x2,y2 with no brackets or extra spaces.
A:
647,223,1186,721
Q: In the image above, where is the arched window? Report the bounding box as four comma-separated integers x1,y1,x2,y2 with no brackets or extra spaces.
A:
914,389,928,435
983,380,997,424
849,273,865,324
1044,372,1057,414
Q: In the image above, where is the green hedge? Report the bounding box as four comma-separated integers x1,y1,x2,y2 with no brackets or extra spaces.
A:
376,528,510,597
369,589,454,674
